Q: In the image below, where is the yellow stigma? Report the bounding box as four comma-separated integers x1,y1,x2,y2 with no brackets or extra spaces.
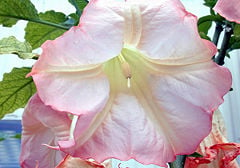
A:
118,53,132,88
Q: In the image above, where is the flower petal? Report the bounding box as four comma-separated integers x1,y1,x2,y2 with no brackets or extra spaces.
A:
56,155,110,168
31,0,124,74
29,0,125,115
20,94,71,168
32,66,110,115
214,0,240,23
132,0,216,64
55,48,231,167
149,62,231,117
56,93,210,167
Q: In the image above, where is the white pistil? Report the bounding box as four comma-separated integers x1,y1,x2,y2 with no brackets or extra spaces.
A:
69,115,79,140
127,77,131,88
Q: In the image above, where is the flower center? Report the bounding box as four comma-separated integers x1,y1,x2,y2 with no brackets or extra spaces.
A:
103,46,146,91
118,53,132,88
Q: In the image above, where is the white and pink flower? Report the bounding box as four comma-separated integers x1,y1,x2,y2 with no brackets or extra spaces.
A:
21,0,232,167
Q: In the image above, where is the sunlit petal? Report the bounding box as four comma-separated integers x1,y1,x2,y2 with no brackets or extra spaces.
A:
32,66,109,115
30,0,124,74
128,0,216,64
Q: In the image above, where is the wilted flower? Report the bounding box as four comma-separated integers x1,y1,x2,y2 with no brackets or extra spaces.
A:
25,0,231,167
214,0,240,23
185,110,240,168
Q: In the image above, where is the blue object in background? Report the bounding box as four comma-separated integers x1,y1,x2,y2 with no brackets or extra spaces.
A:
0,120,22,168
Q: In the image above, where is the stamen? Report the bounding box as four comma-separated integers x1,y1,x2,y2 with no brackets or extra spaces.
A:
121,61,132,88
118,53,132,88
70,115,79,140
121,62,132,79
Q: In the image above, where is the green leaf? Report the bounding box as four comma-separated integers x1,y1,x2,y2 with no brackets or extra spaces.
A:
199,32,211,41
0,137,5,141
234,24,240,37
0,67,36,119
25,10,68,49
11,133,21,139
198,21,212,34
225,52,231,58
187,152,203,158
231,41,240,50
68,0,88,16
203,0,217,8
198,15,223,26
0,36,37,59
229,36,240,51
0,0,38,27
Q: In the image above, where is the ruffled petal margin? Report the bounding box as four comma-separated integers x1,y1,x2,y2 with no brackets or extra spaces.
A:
29,0,126,115
133,0,216,64
31,0,124,73
55,48,232,167
20,94,71,168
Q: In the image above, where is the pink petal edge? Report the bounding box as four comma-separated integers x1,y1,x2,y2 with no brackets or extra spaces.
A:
214,0,240,23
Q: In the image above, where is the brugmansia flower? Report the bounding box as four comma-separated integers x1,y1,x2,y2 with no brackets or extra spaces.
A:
185,110,240,168
25,0,231,167
214,0,240,23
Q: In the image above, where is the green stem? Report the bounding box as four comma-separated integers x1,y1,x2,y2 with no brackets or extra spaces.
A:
214,24,233,65
70,0,82,16
0,14,70,30
198,15,223,26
